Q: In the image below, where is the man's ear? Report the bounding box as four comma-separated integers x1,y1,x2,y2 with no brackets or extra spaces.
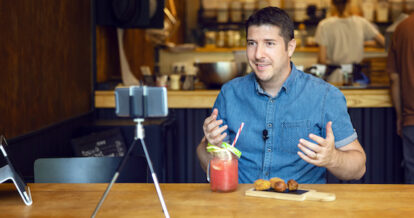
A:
287,39,296,58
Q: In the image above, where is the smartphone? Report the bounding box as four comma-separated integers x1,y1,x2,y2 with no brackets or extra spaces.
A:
115,86,168,118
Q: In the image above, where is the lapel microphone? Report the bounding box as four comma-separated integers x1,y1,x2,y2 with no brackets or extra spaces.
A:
263,129,269,141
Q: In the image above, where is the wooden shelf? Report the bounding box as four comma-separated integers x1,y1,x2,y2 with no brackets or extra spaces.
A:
192,46,385,53
95,88,392,109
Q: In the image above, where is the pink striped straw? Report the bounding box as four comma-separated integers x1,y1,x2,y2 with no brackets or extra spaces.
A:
231,122,245,147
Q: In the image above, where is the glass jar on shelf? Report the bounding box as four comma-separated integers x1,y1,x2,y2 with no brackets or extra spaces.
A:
298,23,307,47
376,0,389,22
216,30,226,48
205,31,217,48
239,28,246,47
227,30,235,48
233,30,241,47
217,2,229,23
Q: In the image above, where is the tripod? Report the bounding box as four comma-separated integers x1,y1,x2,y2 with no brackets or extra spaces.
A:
91,118,170,218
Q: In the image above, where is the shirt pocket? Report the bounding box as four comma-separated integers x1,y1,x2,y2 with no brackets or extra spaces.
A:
279,120,310,154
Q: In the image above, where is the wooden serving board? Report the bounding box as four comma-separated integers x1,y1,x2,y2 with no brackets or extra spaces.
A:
245,188,336,202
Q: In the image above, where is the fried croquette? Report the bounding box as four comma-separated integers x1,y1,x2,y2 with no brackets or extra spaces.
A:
273,181,287,192
287,179,299,191
254,179,271,191
269,177,284,188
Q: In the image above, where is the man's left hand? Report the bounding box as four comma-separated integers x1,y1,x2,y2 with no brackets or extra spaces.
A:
297,121,338,168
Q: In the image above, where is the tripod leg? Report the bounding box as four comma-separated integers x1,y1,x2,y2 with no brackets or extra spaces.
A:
140,138,170,218
92,118,169,218
91,139,138,218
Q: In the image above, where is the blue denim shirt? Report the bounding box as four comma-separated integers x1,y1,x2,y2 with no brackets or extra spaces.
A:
213,63,357,184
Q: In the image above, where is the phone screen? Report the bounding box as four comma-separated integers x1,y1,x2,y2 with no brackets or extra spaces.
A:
115,86,168,118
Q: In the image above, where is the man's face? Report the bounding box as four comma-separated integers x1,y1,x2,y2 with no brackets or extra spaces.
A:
246,25,295,86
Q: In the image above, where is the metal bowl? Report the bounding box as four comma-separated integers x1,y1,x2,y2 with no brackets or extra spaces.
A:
196,62,247,89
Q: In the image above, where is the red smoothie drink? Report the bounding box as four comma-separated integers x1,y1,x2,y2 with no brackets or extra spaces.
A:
210,157,238,192
207,142,242,192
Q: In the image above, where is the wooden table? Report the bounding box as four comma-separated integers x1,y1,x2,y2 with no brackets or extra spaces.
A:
1,183,413,217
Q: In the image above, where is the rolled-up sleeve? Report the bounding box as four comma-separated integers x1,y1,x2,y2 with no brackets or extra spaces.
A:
323,87,358,148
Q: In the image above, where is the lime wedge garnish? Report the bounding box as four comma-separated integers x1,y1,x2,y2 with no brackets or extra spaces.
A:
206,144,223,153
222,142,242,159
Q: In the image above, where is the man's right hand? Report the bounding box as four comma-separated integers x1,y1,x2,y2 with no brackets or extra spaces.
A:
203,108,228,146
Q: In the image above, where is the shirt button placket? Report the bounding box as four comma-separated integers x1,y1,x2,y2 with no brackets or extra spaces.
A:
264,122,273,178
263,98,275,179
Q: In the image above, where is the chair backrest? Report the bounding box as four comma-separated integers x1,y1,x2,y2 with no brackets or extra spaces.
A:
34,156,148,183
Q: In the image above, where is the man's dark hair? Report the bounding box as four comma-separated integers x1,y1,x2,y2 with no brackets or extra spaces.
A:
245,7,294,47
332,0,349,16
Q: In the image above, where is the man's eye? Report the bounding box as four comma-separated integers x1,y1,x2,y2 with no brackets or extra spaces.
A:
266,42,275,46
247,41,256,46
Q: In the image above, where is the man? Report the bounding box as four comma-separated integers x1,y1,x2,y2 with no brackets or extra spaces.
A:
197,7,366,184
315,0,384,65
387,12,414,184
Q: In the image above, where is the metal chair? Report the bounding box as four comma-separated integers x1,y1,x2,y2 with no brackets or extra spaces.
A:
34,156,148,183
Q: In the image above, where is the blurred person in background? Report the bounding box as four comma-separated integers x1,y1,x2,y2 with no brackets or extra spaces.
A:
387,10,414,184
315,0,385,65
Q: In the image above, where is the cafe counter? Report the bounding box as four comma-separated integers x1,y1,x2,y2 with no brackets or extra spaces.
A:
1,183,413,217
95,88,392,109
94,87,402,184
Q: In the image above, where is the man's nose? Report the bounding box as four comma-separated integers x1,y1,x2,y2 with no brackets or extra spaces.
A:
255,44,264,60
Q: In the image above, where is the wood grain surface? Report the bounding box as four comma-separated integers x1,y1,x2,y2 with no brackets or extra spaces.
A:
95,89,392,109
0,0,92,138
1,183,414,217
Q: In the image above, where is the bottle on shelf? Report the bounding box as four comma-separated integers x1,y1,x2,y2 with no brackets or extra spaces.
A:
239,28,246,47
182,65,196,90
169,65,181,90
204,31,217,48
217,1,229,23
230,1,242,23
216,30,226,48
376,0,389,22
297,23,307,48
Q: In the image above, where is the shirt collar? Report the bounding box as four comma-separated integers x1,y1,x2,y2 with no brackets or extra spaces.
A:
283,62,299,95
253,75,266,95
253,62,299,96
